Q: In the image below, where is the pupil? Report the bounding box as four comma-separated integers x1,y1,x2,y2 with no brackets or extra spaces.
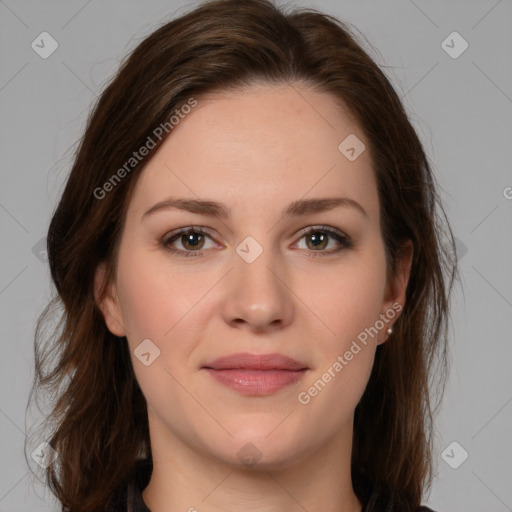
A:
185,233,202,249
309,232,326,249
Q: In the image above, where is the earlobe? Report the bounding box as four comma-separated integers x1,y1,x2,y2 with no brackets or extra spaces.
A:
94,262,126,337
379,240,414,344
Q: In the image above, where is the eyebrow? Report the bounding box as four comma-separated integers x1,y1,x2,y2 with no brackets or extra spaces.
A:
142,196,369,220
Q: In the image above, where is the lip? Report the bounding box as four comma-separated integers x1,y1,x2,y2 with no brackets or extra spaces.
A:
202,352,309,396
203,352,307,371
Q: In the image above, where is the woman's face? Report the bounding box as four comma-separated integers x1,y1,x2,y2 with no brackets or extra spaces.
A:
96,83,411,469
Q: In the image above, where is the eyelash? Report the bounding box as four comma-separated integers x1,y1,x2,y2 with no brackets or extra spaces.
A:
161,225,353,258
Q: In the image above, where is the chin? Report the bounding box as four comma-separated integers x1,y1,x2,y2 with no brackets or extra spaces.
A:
198,425,312,471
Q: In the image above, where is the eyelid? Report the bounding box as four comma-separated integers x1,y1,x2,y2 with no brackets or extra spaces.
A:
162,226,218,246
291,225,353,253
163,224,348,242
294,224,347,240
162,224,352,257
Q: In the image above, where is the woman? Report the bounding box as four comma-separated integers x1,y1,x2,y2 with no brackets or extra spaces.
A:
27,0,458,511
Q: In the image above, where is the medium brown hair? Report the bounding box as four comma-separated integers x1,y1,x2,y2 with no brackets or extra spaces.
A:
26,1,458,510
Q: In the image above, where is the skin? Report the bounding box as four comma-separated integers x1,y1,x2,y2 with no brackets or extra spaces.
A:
95,83,413,512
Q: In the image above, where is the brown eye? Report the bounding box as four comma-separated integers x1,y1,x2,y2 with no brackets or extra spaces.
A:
294,226,353,256
305,231,329,250
163,227,218,257
178,231,205,251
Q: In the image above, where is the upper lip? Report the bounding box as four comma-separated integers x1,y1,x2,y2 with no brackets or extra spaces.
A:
203,352,308,371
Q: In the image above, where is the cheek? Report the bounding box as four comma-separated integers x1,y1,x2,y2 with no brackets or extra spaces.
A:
115,245,198,342
115,245,216,389
302,251,387,353
114,249,200,406
294,246,386,411
296,278,380,427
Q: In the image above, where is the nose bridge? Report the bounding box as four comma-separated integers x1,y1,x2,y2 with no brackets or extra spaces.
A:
222,235,294,331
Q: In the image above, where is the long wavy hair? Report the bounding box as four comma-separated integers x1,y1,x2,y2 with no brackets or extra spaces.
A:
26,1,458,510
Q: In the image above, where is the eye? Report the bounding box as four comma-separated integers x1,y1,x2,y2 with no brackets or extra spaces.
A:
292,225,353,256
162,227,219,257
162,225,353,258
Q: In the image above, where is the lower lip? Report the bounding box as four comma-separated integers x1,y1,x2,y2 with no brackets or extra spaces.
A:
204,368,307,395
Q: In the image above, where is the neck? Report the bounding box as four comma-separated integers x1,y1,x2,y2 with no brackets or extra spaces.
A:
142,413,363,512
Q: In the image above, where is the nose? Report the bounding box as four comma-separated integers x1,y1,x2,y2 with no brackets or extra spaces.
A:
221,245,295,333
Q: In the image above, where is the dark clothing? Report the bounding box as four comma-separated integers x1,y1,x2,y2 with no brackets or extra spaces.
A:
110,458,437,512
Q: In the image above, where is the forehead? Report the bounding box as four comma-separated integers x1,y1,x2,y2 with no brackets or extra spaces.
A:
126,84,379,223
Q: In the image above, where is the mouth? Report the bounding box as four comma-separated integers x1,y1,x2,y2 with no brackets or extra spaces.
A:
202,352,309,396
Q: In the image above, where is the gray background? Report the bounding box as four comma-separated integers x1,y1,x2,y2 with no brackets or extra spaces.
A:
1,0,511,511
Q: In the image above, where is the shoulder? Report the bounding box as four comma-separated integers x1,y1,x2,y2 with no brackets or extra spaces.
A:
126,458,153,512
89,458,152,512
353,467,440,512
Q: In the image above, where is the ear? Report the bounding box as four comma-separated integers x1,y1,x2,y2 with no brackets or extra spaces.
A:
378,240,414,345
94,262,126,337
